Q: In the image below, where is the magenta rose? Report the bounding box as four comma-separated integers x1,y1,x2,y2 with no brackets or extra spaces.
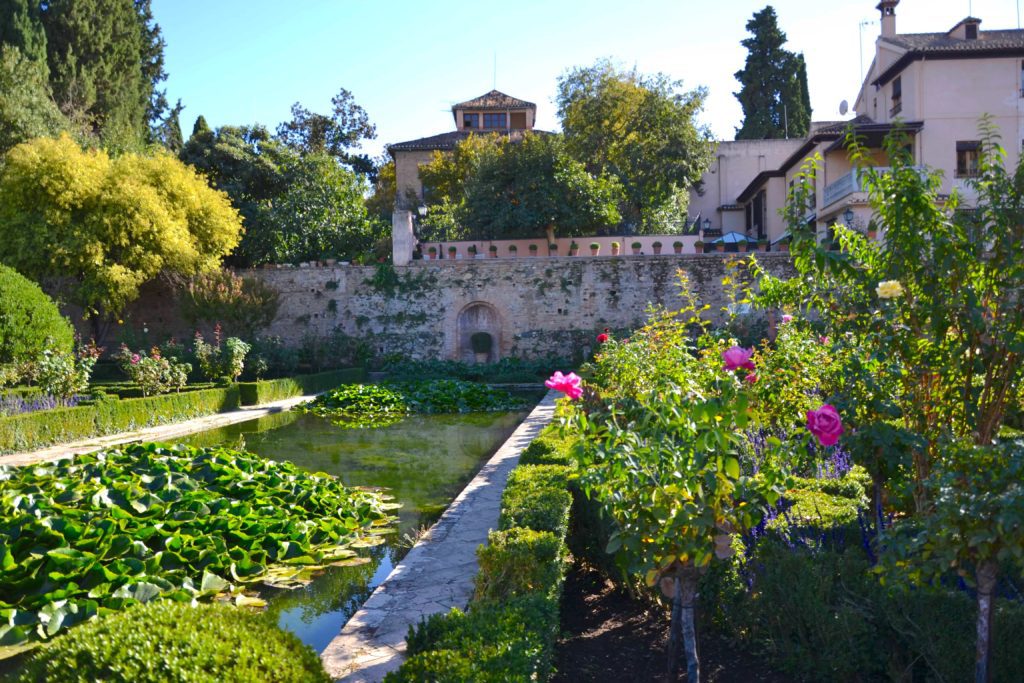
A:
545,371,583,400
722,346,755,372
781,314,793,324
130,353,141,365
806,404,844,446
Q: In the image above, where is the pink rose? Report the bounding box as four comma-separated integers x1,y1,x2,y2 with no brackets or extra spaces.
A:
819,336,829,345
745,372,757,384
596,333,609,344
722,346,755,372
130,353,141,365
545,371,583,400
807,404,844,446
781,314,793,324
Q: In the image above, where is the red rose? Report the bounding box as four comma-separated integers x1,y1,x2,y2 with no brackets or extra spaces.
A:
596,333,609,343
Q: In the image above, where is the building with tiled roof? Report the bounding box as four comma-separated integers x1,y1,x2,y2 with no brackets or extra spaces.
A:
388,90,541,209
688,0,1024,248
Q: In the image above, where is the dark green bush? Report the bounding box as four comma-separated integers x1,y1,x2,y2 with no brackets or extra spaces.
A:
772,489,862,531
518,428,575,466
394,595,559,683
475,527,566,602
12,600,330,683
499,465,573,537
0,386,241,453
0,265,74,371
237,368,366,405
789,474,867,501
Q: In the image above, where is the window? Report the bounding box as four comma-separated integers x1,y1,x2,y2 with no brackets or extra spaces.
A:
890,76,902,116
483,113,507,129
956,141,980,178
1020,61,1024,96
966,23,978,40
463,113,479,129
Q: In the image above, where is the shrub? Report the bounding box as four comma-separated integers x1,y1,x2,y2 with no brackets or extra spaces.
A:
113,345,190,396
237,368,366,405
13,601,330,683
193,326,250,382
178,268,281,337
0,265,74,383
470,332,493,354
498,465,573,537
474,527,566,601
519,427,574,466
36,342,101,401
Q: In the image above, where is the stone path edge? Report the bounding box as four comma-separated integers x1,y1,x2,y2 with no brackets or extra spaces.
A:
321,391,558,683
1,393,315,468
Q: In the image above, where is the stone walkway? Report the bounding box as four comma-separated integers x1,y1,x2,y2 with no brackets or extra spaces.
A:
1,394,315,467
320,391,558,682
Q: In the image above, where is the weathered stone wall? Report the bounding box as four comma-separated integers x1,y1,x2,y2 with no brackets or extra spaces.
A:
104,254,795,361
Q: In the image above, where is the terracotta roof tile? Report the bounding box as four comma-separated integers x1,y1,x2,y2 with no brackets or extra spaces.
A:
451,90,536,111
387,129,551,155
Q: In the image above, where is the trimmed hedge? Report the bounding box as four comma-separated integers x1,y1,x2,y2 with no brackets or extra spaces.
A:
0,386,240,454
386,426,574,682
12,600,330,682
519,429,575,467
237,368,366,406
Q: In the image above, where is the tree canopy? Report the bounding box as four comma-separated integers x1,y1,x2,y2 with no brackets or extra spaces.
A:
556,59,715,231
0,134,241,326
276,87,377,177
734,6,811,140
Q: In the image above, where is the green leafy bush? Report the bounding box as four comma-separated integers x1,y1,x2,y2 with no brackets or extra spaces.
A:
475,527,566,602
35,342,101,401
0,265,74,384
112,345,191,396
394,595,559,683
498,465,573,537
178,268,281,338
193,328,250,382
13,600,330,682
518,427,575,466
0,442,395,644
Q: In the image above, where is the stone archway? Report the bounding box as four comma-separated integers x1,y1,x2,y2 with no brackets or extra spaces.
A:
456,302,502,363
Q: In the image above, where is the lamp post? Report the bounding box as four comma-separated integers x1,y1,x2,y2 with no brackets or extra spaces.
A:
843,208,855,226
703,218,711,232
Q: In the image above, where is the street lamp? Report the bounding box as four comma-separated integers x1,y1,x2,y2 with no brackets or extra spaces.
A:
703,218,711,231
843,208,855,226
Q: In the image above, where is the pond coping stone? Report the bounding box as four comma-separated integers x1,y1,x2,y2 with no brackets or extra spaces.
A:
320,390,558,682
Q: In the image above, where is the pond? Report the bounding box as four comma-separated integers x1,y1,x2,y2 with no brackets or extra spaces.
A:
177,407,532,653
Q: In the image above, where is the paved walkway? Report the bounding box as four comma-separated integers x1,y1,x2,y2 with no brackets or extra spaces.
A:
1,394,315,467
321,391,558,682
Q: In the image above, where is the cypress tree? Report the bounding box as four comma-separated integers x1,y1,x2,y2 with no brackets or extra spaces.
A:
0,0,48,64
734,6,811,140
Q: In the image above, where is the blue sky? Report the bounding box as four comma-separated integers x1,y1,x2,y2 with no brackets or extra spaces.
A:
155,0,1023,158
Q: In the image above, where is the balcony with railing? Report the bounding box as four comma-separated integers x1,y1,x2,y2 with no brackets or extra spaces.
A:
822,167,924,209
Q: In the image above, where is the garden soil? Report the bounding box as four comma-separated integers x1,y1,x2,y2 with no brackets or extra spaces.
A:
553,563,789,682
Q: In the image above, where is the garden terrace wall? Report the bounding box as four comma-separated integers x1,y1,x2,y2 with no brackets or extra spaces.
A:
108,254,796,364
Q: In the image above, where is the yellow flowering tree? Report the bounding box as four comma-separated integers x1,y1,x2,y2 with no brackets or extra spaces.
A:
0,134,241,339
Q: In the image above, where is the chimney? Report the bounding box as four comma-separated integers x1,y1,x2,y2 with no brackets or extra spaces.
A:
877,0,899,38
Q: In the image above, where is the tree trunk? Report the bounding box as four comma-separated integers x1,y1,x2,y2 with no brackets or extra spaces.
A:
545,224,556,247
668,576,682,680
680,573,700,682
975,560,999,683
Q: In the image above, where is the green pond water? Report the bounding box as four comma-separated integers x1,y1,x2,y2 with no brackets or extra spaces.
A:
177,407,531,653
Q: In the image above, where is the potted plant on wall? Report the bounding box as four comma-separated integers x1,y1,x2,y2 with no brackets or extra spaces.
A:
590,242,600,256
529,243,539,257
468,244,478,259
488,244,498,258
427,246,437,261
470,331,492,364
673,240,683,254
738,240,749,253
694,240,704,254
652,241,662,255
509,244,518,257
448,245,457,259
631,241,642,255
714,241,726,253
569,241,580,256
757,238,769,252
611,241,621,256
549,242,558,256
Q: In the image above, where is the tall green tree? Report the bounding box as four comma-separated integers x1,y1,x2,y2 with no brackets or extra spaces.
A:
734,6,811,140
35,0,164,150
276,87,377,177
556,59,714,231
0,0,48,63
461,133,622,241
0,46,69,154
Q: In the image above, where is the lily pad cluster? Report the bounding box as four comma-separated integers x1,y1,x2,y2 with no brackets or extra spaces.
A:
0,443,396,647
297,380,530,429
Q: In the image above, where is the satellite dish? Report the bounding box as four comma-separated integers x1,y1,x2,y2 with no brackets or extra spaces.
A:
839,100,849,116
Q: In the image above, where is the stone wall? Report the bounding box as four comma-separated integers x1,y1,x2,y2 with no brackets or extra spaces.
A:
114,254,795,362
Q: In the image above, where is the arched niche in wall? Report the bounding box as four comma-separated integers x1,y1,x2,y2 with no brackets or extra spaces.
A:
456,301,501,363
